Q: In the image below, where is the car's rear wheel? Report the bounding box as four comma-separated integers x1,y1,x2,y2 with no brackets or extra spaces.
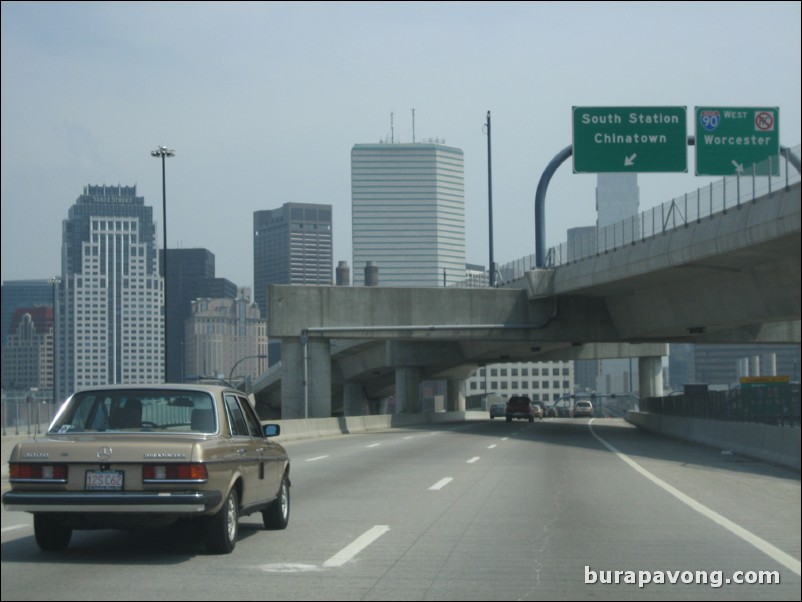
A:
262,474,290,530
205,488,239,554
34,513,72,551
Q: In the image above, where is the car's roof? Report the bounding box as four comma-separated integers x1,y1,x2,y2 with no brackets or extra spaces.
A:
71,383,239,395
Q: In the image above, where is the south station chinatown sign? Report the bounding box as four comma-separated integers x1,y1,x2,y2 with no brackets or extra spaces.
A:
572,106,688,173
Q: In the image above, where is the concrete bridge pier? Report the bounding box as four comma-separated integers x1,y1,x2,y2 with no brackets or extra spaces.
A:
447,380,467,412
343,382,369,416
395,367,422,413
280,336,332,419
638,356,664,400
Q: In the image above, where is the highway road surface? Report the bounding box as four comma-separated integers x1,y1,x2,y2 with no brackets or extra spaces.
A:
1,417,800,600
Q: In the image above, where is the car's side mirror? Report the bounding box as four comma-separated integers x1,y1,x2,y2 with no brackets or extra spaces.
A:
263,424,280,437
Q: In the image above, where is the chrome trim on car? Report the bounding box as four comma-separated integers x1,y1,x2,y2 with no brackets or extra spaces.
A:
143,453,188,459
8,503,211,513
2,490,223,514
141,479,208,485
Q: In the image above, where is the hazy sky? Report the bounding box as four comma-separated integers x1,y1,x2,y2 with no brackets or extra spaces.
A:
2,1,800,292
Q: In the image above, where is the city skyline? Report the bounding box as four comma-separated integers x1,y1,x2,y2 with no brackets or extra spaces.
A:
3,2,800,291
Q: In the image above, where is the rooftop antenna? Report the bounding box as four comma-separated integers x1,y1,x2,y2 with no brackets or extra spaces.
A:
390,112,394,143
412,108,416,143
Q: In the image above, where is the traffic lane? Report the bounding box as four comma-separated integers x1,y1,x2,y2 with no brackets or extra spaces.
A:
346,419,801,601
586,418,801,565
548,420,798,600
249,418,800,599
241,420,536,555
241,419,563,599
1,419,527,600
265,418,799,600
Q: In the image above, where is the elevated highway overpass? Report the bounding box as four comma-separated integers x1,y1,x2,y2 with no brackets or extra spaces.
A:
254,175,800,421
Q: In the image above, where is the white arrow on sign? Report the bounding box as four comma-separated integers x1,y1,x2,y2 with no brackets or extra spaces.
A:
624,154,637,166
731,160,744,173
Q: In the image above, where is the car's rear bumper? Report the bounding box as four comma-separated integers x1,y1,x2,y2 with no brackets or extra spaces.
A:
3,490,223,514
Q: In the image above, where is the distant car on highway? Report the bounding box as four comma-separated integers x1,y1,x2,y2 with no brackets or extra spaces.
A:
571,399,594,418
531,401,544,419
506,395,535,422
489,403,506,419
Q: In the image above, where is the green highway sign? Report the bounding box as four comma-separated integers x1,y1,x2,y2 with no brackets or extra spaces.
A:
695,107,780,175
572,106,687,173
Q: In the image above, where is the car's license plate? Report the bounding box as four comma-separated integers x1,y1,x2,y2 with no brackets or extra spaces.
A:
85,470,124,490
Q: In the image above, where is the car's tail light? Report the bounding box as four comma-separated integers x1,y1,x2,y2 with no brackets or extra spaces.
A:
10,463,68,482
142,463,208,482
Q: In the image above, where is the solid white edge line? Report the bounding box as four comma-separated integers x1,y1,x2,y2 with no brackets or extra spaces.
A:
588,419,802,576
429,477,453,491
323,525,391,568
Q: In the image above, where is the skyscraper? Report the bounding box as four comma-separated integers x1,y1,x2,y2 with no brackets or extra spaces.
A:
1,279,53,346
55,185,163,399
592,173,641,394
1,307,53,390
184,292,267,387
253,203,333,315
596,173,640,227
351,142,465,286
162,248,216,383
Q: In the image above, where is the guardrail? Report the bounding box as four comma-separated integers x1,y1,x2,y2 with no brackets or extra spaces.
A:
1,401,58,436
491,145,801,282
640,387,800,428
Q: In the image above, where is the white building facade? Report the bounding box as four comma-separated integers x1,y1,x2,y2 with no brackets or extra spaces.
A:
466,361,574,404
56,185,164,399
351,142,465,287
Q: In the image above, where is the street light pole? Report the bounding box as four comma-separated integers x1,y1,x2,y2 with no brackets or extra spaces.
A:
229,354,268,390
485,110,495,287
151,146,175,383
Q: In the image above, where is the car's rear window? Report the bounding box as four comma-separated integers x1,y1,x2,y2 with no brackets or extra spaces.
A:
49,390,217,434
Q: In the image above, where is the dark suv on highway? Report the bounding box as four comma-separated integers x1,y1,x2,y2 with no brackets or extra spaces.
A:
505,395,535,422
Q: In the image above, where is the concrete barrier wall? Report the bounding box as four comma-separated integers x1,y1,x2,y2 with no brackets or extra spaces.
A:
269,411,488,442
627,411,801,471
1,412,489,480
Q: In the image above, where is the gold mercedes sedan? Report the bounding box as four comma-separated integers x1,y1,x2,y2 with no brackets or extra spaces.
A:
2,384,290,554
